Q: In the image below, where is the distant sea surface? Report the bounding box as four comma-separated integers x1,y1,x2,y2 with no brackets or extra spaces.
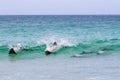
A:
0,15,120,80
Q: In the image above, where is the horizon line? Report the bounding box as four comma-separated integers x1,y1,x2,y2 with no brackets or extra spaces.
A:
0,14,120,16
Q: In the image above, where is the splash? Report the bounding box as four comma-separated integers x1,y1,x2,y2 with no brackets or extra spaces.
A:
0,38,120,56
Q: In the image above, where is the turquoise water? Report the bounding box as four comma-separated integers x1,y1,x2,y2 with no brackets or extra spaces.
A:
0,15,120,80
0,15,120,56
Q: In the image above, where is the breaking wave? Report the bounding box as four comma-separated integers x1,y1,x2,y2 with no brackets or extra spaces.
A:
0,38,120,56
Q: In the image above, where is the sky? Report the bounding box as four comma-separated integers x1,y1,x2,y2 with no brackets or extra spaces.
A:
0,0,120,15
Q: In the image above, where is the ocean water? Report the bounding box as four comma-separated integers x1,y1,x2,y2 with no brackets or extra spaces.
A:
0,15,120,80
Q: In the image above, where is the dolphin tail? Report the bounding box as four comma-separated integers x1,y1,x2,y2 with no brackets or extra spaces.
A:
45,50,52,55
9,48,17,54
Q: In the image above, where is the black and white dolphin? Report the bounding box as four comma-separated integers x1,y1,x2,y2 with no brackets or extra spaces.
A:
9,44,24,54
45,42,62,55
